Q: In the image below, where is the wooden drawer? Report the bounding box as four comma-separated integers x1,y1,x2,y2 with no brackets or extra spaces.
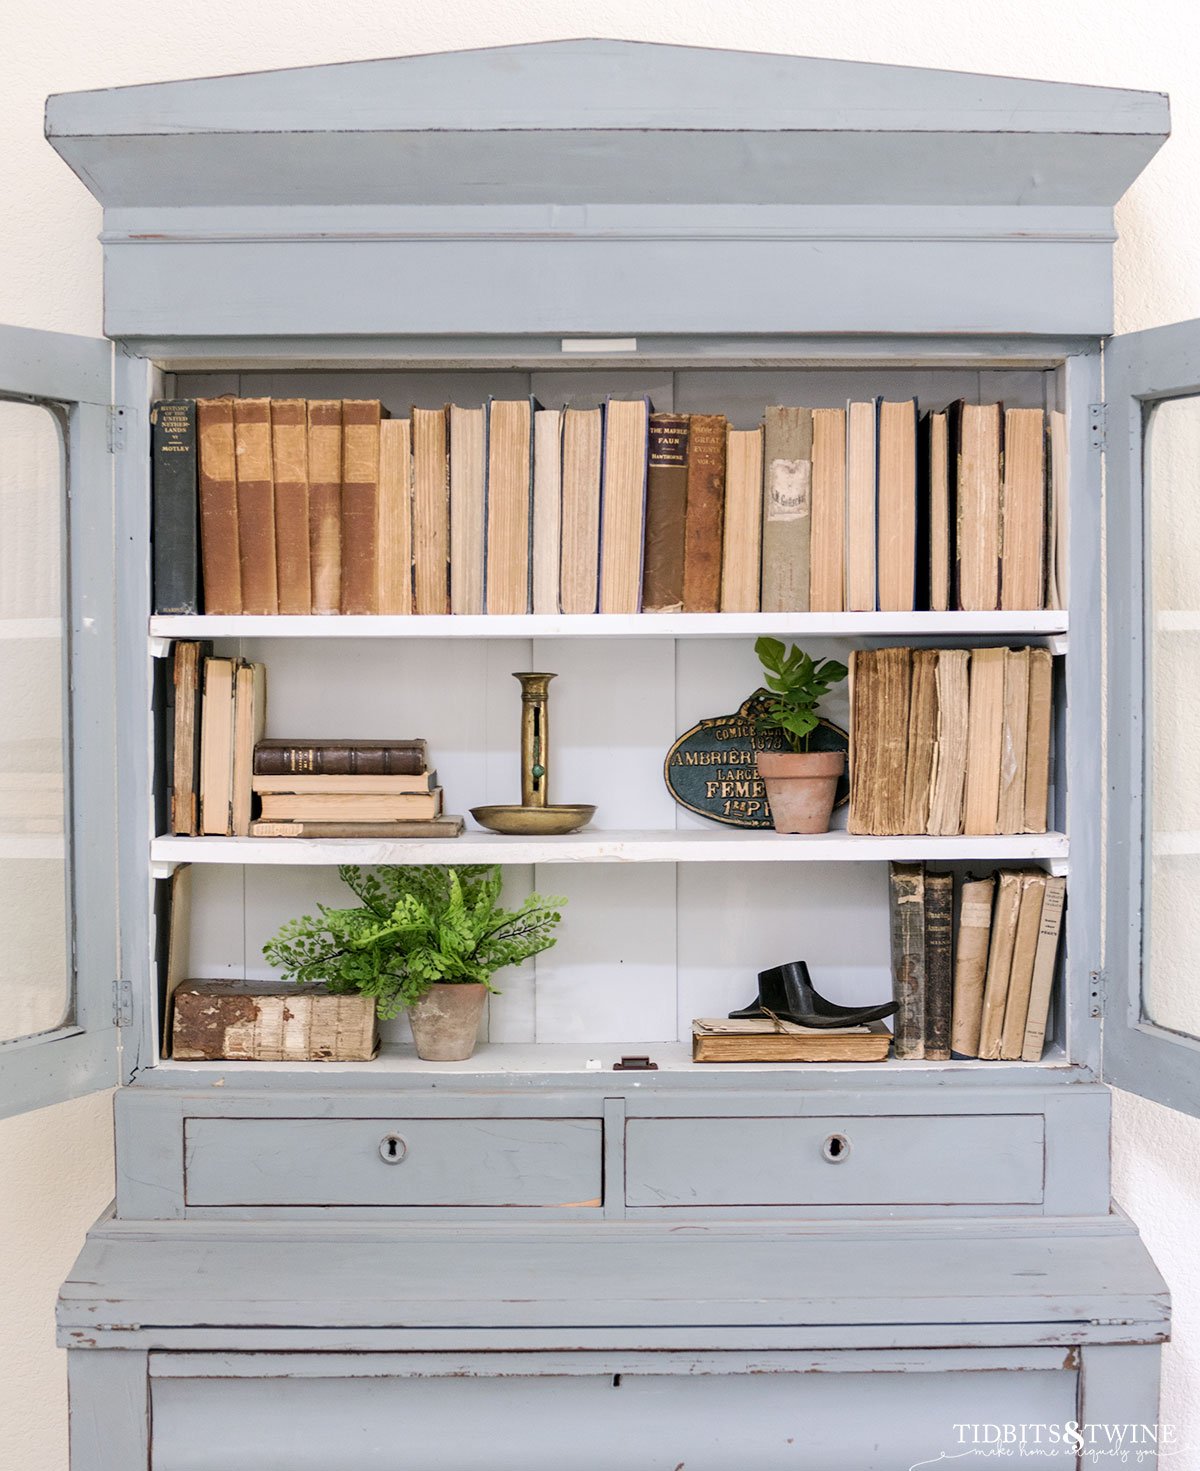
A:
184,1117,603,1208
625,1115,1044,1207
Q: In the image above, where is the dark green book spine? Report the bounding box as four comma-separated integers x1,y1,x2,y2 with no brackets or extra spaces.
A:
923,871,954,1060
151,399,200,614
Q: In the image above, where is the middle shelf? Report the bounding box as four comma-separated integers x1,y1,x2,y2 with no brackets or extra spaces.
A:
150,828,1070,877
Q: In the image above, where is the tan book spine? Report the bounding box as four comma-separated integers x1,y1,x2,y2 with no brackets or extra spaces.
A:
928,410,951,613
1021,875,1067,1061
950,875,997,1056
681,414,728,613
231,661,267,837
271,400,311,615
1000,407,1046,610
233,398,277,615
1000,873,1048,1059
559,407,604,615
306,400,342,615
902,649,939,834
997,647,1031,834
199,656,235,836
876,398,918,613
848,646,912,835
809,407,846,612
760,406,812,613
449,404,486,615
258,790,443,821
721,425,764,612
963,646,1006,835
846,400,877,612
486,398,533,615
252,772,435,796
642,413,690,613
412,406,450,615
599,398,650,615
196,398,241,614
377,419,413,616
957,402,1002,611
340,400,382,615
532,408,564,614
249,816,464,839
171,641,204,835
1023,647,1053,833
1047,410,1068,612
927,648,970,836
977,870,1024,1059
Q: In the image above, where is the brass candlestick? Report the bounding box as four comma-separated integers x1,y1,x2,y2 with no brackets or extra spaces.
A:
470,671,596,836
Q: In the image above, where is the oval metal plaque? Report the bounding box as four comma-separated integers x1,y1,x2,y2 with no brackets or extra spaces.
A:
663,694,849,829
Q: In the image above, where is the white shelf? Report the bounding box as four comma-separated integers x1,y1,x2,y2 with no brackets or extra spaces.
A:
150,827,1069,877
149,610,1069,651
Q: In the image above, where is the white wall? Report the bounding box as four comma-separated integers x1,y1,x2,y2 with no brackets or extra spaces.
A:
2,2,1200,1466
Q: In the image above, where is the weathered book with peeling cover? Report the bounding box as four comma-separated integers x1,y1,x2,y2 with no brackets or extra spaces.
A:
681,413,727,612
761,405,812,613
888,861,926,1058
151,398,200,614
233,397,278,615
170,639,212,835
692,1017,891,1063
196,397,241,615
642,413,690,613
848,646,913,835
923,870,954,1060
172,980,379,1062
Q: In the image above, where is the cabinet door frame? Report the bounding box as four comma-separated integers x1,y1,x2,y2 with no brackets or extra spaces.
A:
1106,318,1200,1117
0,323,119,1119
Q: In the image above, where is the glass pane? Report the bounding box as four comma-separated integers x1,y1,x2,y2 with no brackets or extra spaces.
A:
0,399,70,1042
1147,395,1200,1038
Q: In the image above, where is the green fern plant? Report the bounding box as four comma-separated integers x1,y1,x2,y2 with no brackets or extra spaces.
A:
753,636,848,753
263,864,565,1019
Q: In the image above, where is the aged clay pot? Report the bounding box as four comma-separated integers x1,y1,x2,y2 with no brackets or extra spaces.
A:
756,750,846,835
407,983,488,1061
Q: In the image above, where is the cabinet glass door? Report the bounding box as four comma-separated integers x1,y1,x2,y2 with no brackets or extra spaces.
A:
1106,320,1200,1116
0,324,117,1118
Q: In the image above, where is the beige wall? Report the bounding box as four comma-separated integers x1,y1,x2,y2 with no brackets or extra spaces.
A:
3,1,1200,1465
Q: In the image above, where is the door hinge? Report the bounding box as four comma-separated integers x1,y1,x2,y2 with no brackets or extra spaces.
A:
1089,402,1107,452
1090,969,1106,1020
107,404,127,454
114,972,134,1030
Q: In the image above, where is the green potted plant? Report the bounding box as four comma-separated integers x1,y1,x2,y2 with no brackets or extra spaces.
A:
752,636,849,834
263,864,564,1061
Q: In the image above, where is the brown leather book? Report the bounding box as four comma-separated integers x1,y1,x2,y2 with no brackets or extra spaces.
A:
253,739,428,777
848,647,913,835
642,413,690,613
681,413,727,612
340,400,382,615
231,661,267,837
450,405,486,615
1023,647,1053,833
923,871,954,1060
997,647,1031,834
809,407,846,612
233,398,278,615
307,400,342,615
721,425,764,613
877,398,918,612
170,639,211,835
845,400,878,612
999,872,1048,1059
486,398,534,614
950,874,996,1056
377,418,413,616
957,402,1003,611
1000,407,1046,610
196,398,241,614
888,861,926,1058
976,869,1024,1058
902,649,939,834
760,406,812,613
559,406,604,614
963,646,1006,835
599,398,650,614
270,400,311,615
927,649,970,836
412,406,450,615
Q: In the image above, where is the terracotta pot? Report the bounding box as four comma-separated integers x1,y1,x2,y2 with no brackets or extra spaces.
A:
407,983,488,1061
756,750,846,835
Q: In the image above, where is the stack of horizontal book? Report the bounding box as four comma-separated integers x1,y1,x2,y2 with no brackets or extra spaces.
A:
249,740,461,838
151,395,1063,619
849,645,1053,835
888,863,1065,1062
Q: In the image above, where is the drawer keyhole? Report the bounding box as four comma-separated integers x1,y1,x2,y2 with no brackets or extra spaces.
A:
822,1133,850,1163
379,1133,408,1164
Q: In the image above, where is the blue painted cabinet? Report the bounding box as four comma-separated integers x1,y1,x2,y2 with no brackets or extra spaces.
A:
3,37,1194,1467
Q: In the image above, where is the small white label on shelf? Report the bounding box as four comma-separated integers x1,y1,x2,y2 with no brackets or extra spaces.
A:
585,1058,604,1071
560,337,637,353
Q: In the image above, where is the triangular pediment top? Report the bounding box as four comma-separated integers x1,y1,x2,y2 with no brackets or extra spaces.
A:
47,38,1168,139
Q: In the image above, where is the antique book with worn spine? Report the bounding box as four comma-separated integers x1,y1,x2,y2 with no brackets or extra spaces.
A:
253,738,428,777
760,405,812,613
1000,407,1046,610
449,404,485,615
997,647,1031,834
963,646,1006,835
888,862,926,1059
848,646,913,835
950,873,996,1056
976,869,1024,1058
412,406,450,615
377,418,413,616
681,413,727,613
171,980,379,1062
999,871,1049,1059
486,397,534,614
532,408,564,614
249,816,464,839
559,405,604,614
721,425,764,613
926,408,953,613
1023,647,1053,833
1047,409,1068,611
599,397,650,614
230,661,267,838
339,400,383,615
902,649,939,833
196,397,241,615
923,871,954,1060
845,399,878,611
252,771,436,796
151,399,200,615
233,398,278,616
957,402,1003,611
876,398,918,612
928,648,970,836
306,399,342,615
170,640,211,835
199,656,236,835
257,789,443,822
1021,874,1067,1061
270,400,311,615
642,412,690,613
809,406,846,612
691,1018,891,1063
